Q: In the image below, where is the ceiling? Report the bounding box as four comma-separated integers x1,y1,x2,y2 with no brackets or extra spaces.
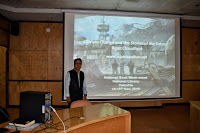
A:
0,0,200,22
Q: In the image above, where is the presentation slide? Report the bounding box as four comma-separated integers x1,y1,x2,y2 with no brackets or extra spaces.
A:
64,12,180,100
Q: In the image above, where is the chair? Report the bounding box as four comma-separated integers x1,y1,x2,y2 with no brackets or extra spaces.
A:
70,100,92,108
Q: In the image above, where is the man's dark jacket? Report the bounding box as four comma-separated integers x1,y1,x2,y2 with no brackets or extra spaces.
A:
69,69,84,102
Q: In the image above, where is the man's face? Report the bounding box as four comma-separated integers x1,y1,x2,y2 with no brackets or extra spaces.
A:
74,60,82,71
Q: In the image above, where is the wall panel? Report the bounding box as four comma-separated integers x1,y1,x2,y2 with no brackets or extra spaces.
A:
0,16,9,107
0,47,7,107
182,28,200,80
0,29,9,46
181,81,200,102
8,22,64,106
9,50,20,80
8,81,49,105
8,82,65,105
48,23,63,50
19,51,48,80
9,34,20,50
20,82,48,92
48,50,63,80
0,17,10,31
182,54,200,80
8,81,20,105
19,23,48,50
48,82,66,105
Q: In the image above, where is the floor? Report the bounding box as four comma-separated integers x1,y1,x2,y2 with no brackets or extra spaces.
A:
7,104,190,133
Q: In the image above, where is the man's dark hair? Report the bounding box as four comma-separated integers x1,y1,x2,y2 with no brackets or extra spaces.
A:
74,58,82,65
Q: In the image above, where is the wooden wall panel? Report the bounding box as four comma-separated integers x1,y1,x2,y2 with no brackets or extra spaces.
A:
0,17,10,31
47,23,63,80
48,50,63,80
182,54,200,80
20,82,48,92
8,81,20,105
8,82,66,106
0,16,9,107
9,50,48,80
9,22,63,81
9,34,20,50
9,50,20,80
8,22,64,105
48,23,63,50
19,23,48,50
181,81,200,102
182,28,200,80
48,82,66,106
182,28,200,54
8,81,49,105
0,29,9,46
0,47,7,107
19,51,48,80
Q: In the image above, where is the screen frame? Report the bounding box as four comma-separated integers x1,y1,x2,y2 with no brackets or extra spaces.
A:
62,10,181,102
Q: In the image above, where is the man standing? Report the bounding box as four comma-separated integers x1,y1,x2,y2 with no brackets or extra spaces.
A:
120,61,125,75
112,60,118,75
65,58,87,104
127,61,134,75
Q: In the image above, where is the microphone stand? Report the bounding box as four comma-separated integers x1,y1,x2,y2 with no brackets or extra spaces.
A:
0,107,20,133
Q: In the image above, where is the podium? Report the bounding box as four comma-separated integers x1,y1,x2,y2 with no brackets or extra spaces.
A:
1,103,131,133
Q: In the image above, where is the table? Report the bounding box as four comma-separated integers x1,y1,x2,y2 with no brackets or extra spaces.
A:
1,103,131,133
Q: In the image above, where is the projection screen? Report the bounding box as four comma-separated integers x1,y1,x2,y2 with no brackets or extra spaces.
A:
63,10,181,101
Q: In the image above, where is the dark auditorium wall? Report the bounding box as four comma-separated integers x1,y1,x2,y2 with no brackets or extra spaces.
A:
7,21,200,107
0,16,10,108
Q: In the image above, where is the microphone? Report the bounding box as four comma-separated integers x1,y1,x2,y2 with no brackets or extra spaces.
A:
0,107,20,133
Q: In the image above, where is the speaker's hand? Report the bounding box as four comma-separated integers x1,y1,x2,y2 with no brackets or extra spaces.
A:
66,97,71,103
84,95,87,100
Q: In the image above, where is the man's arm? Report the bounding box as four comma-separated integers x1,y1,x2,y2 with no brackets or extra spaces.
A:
65,72,71,103
83,74,87,99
